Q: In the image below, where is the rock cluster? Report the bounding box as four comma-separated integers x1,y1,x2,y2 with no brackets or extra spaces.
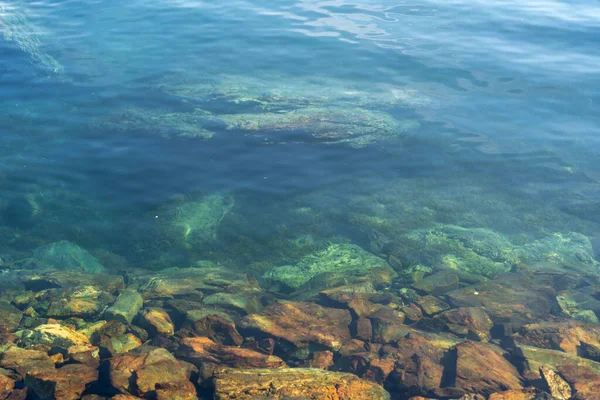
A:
0,234,598,400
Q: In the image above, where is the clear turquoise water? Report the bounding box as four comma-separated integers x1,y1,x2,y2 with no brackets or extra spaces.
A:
1,0,599,268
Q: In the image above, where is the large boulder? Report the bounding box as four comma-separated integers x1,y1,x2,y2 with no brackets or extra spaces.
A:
32,241,106,273
213,367,391,400
263,243,394,292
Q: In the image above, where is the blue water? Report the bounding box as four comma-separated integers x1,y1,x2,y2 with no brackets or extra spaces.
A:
1,0,599,265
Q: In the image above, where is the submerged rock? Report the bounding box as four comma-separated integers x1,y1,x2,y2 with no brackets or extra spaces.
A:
454,341,524,396
239,301,352,351
213,367,391,400
104,289,144,324
264,243,394,291
109,347,195,397
32,241,106,274
25,364,98,400
153,194,233,251
177,337,286,381
18,324,91,350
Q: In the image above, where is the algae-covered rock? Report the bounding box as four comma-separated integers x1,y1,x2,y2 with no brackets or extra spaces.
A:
518,232,599,274
213,367,391,400
137,266,252,299
18,324,91,349
154,194,234,251
221,106,415,148
93,106,218,140
32,241,106,274
397,225,518,278
105,289,144,324
263,243,393,291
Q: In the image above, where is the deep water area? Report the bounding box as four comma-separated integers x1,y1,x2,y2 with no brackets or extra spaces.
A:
0,0,600,399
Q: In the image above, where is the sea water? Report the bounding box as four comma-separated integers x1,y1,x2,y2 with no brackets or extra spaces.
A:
1,0,599,397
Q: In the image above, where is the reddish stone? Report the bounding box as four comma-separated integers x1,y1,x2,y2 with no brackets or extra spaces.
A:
454,341,523,396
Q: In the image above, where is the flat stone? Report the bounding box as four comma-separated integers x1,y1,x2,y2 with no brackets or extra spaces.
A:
25,364,98,400
104,290,144,324
18,324,90,351
454,341,524,396
202,292,262,315
513,320,600,360
239,301,351,350
213,367,391,400
176,337,286,380
412,271,460,295
0,346,55,377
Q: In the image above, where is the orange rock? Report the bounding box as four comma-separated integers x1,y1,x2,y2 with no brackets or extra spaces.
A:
109,348,194,397
25,364,98,400
239,301,351,350
514,320,600,358
213,367,391,399
177,336,286,381
454,341,524,396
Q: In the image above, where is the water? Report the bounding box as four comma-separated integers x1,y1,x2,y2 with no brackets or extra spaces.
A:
1,0,600,396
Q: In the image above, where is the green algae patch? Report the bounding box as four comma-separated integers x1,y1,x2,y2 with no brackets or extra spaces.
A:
263,243,394,291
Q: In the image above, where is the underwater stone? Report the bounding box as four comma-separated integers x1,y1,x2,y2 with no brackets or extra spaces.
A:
239,301,352,351
25,364,98,400
105,289,144,324
18,324,91,350
154,194,234,251
263,243,393,291
213,367,391,400
32,241,106,274
139,308,174,337
540,366,572,400
454,341,524,395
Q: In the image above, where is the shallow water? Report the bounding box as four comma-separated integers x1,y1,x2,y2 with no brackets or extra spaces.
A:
1,0,600,397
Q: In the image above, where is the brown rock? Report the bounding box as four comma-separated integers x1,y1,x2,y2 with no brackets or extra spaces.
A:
0,346,55,377
109,348,194,397
486,388,548,400
412,270,460,295
139,308,174,337
514,320,600,360
368,306,408,344
0,303,22,334
539,366,571,400
416,295,450,316
447,273,556,332
308,350,334,370
351,318,373,342
434,307,493,341
155,381,198,400
401,303,423,323
454,341,523,396
239,301,352,350
176,337,286,380
213,367,391,400
385,334,452,394
25,364,98,400
193,314,243,346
